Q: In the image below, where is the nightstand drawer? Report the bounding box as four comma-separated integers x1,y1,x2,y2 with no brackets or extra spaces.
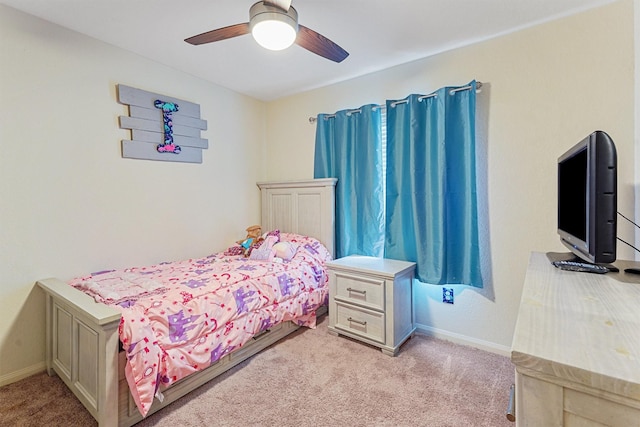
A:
333,271,385,311
334,302,385,344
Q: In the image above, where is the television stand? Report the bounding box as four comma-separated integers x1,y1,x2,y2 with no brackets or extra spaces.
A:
512,252,640,426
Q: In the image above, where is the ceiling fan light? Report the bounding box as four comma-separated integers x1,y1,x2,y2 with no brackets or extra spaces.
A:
252,20,297,50
249,2,298,51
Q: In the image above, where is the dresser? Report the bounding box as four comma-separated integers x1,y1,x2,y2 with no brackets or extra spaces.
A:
326,255,415,356
511,252,640,426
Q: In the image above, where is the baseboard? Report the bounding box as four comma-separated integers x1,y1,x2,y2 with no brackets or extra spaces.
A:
0,362,46,387
414,323,512,357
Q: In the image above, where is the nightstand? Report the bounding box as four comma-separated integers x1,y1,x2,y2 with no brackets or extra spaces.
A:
326,255,416,356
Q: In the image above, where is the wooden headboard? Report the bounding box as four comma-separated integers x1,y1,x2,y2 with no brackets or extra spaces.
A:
257,178,337,258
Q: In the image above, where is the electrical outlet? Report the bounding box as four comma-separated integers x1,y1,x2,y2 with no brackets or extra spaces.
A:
442,287,454,304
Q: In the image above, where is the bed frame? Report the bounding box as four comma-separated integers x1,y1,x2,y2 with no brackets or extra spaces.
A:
37,178,336,427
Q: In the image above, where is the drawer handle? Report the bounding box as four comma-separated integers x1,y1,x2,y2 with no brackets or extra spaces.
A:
346,287,366,295
347,317,367,326
252,329,271,340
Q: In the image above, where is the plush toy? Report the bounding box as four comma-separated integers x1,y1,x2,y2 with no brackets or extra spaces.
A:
242,225,262,241
249,235,279,261
238,225,263,257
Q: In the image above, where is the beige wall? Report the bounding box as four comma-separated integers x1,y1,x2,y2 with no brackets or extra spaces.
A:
0,6,267,383
266,0,637,353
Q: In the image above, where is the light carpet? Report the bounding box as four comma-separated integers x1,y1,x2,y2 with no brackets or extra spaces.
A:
0,315,514,426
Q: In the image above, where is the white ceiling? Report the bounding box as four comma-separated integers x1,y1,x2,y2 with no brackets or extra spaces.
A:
1,0,617,101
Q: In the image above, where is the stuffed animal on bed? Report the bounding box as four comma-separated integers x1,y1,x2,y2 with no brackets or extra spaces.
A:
239,225,262,242
248,235,278,261
238,225,264,256
227,227,297,259
248,235,298,262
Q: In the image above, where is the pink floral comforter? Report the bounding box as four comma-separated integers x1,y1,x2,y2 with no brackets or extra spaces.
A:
69,233,331,417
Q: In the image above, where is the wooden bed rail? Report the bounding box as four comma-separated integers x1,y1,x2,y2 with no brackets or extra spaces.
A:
37,278,121,427
36,280,328,427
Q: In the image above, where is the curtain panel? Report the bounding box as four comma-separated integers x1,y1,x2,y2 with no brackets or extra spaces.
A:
385,81,482,287
313,104,385,259
313,81,482,288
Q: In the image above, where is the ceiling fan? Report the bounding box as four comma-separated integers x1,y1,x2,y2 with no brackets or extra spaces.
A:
184,0,349,63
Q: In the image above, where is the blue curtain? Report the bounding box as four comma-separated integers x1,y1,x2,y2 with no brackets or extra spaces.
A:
385,81,482,287
313,105,385,259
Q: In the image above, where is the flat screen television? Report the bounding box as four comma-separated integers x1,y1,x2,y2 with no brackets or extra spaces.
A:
557,130,617,264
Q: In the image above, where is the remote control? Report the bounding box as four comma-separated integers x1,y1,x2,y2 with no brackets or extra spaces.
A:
552,260,609,274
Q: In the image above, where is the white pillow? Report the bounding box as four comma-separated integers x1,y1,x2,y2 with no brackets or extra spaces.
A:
273,242,297,261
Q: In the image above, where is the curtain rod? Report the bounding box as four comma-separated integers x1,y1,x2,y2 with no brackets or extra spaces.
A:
308,81,482,123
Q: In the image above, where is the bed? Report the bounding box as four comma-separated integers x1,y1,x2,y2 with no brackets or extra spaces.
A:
36,178,337,427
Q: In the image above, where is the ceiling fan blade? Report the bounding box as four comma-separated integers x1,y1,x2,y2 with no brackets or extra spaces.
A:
185,23,250,45
263,0,291,11
296,25,349,63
